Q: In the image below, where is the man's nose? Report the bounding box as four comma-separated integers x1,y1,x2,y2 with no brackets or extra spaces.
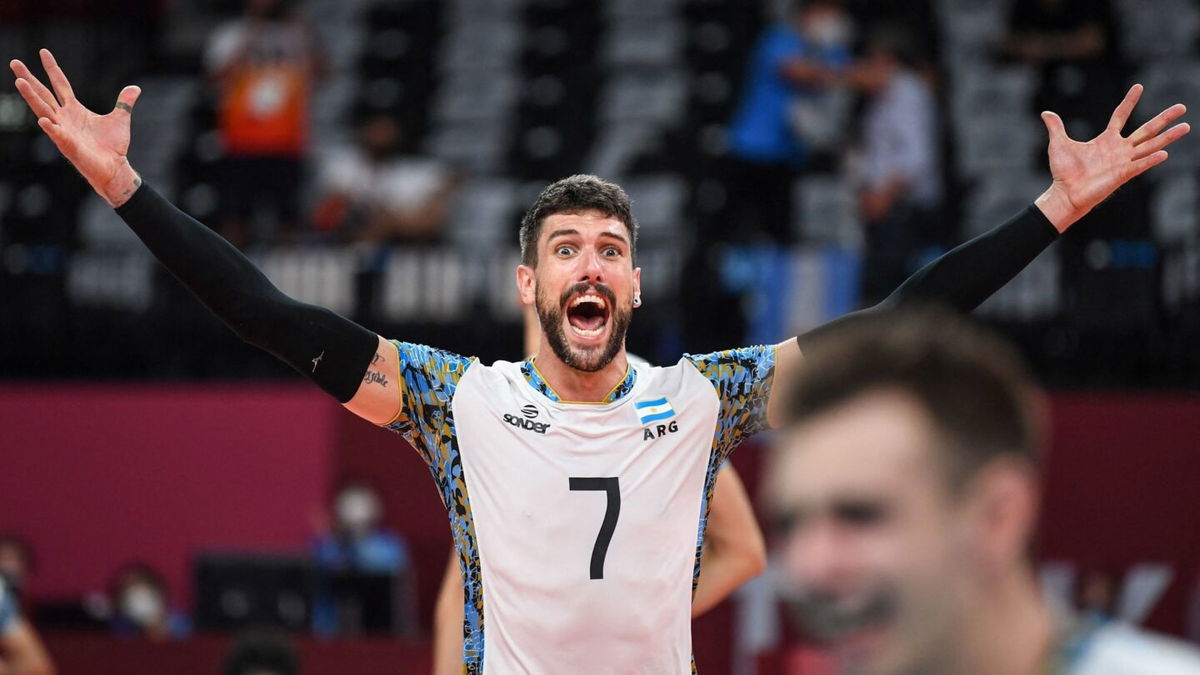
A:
577,247,604,282
784,521,854,593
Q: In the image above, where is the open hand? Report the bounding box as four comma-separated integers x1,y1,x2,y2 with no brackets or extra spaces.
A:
10,48,142,206
1037,84,1189,232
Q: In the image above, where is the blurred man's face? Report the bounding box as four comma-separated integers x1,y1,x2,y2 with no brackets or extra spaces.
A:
768,390,976,675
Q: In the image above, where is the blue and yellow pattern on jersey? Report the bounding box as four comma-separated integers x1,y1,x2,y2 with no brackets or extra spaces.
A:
683,344,776,595
381,340,484,673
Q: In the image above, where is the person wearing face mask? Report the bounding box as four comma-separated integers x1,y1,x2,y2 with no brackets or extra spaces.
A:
723,0,855,246
109,564,190,641
310,480,411,635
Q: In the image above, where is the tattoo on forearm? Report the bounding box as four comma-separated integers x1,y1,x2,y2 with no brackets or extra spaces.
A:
122,176,142,200
363,370,388,387
370,352,384,366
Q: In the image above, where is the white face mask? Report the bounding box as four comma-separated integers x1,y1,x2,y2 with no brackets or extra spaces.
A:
335,488,380,534
805,14,853,49
120,584,165,627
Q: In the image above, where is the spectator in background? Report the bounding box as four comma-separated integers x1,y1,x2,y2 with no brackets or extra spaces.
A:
205,0,326,247
851,27,944,306
1003,0,1121,138
766,309,1200,674
1076,569,1120,628
724,0,855,244
108,564,190,640
311,480,411,635
0,574,55,675
222,628,300,675
1004,0,1116,68
311,113,458,244
0,538,33,607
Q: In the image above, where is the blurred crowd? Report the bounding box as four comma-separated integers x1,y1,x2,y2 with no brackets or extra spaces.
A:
0,478,415,673
0,0,1198,385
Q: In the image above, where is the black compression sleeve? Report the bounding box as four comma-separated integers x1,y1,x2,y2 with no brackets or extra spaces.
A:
798,205,1058,351
115,183,378,402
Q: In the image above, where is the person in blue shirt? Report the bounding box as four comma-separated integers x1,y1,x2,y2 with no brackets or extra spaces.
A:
724,0,854,244
311,480,411,635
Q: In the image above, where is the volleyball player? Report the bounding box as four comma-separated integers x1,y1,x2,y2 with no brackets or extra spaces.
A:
10,48,1188,672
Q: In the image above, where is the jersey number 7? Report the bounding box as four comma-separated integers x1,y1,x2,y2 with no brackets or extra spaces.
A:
569,477,621,579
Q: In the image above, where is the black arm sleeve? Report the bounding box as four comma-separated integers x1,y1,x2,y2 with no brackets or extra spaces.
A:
115,183,378,402
798,205,1058,351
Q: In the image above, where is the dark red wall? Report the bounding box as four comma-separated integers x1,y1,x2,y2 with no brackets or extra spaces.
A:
1039,394,1200,633
0,384,333,610
2,386,1198,673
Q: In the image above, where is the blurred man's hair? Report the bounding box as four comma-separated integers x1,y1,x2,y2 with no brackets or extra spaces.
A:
519,175,638,268
784,307,1042,491
223,628,300,675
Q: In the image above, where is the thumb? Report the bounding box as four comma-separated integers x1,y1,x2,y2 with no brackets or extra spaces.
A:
1041,111,1067,143
113,85,141,115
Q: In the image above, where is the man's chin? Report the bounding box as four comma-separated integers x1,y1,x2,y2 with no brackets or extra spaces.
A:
563,344,613,372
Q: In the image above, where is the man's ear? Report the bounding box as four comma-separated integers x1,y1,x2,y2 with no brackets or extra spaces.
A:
633,266,642,306
965,458,1040,574
517,264,536,306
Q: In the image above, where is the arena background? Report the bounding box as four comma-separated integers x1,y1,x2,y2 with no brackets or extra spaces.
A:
1,0,1198,673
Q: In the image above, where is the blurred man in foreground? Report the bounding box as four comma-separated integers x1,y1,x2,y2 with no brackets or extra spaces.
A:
767,309,1200,674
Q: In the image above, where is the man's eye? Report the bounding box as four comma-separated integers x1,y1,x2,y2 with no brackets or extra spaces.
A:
557,246,574,256
833,501,887,527
603,247,620,257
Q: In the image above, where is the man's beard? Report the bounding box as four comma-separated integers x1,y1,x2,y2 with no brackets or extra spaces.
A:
536,282,631,373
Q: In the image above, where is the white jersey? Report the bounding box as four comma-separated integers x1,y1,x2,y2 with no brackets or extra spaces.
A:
382,342,776,673
1057,620,1200,674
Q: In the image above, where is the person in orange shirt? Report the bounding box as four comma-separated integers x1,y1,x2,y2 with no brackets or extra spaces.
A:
204,0,326,246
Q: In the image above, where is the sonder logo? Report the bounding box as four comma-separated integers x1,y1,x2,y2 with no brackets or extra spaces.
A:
504,406,550,434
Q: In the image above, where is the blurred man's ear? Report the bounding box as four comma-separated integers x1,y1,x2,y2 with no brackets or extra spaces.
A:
964,457,1040,574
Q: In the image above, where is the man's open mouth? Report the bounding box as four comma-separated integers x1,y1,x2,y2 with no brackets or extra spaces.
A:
565,292,610,339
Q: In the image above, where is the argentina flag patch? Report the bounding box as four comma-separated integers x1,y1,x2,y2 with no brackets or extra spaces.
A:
635,397,675,424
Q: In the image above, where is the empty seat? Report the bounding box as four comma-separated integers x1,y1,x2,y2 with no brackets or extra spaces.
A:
446,177,521,246
622,173,687,241
599,70,687,124
602,19,685,68
1151,173,1199,245
794,174,862,247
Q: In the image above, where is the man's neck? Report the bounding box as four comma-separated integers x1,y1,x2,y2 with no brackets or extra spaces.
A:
946,566,1056,675
531,343,630,403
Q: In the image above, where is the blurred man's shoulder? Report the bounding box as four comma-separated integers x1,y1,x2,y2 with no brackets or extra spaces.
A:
1071,622,1200,674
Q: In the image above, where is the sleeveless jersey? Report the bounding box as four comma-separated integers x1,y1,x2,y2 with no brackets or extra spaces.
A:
381,342,775,673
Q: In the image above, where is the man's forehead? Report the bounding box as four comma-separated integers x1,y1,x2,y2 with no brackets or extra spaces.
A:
769,391,944,507
540,211,627,240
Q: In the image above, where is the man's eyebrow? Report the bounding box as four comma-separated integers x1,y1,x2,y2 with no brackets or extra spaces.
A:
597,231,629,246
545,229,629,247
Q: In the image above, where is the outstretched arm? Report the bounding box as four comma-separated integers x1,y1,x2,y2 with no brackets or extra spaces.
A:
691,465,766,617
766,84,1189,427
10,49,399,422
